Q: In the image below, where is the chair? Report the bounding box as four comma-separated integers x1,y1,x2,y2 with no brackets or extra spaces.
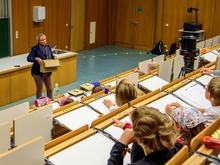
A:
204,38,213,47
158,58,173,82
152,54,165,63
165,145,189,165
138,59,152,74
196,41,205,49
212,35,220,46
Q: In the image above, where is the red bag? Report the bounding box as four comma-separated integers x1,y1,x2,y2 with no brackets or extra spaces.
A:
203,136,220,149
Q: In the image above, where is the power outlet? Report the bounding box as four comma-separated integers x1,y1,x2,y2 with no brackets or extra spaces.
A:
15,31,18,39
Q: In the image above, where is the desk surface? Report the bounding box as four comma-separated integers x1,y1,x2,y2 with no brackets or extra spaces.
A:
55,106,100,131
0,51,77,73
139,75,169,91
49,116,131,165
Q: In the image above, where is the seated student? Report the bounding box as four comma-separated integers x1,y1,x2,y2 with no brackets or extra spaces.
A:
200,68,220,76
80,85,107,100
165,105,206,146
60,97,74,106
112,106,205,162
103,79,145,111
134,62,159,76
167,77,220,127
91,85,105,94
107,106,182,165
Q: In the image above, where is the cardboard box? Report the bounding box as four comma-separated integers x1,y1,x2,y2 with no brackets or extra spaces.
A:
40,59,61,73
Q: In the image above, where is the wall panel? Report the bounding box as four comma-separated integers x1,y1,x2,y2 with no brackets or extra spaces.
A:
85,0,108,50
44,0,58,48
57,0,70,50
188,0,215,39
212,0,220,36
154,0,164,43
29,0,44,47
107,0,117,45
162,0,188,48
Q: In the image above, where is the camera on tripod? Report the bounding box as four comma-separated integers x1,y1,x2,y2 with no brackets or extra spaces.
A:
178,35,199,77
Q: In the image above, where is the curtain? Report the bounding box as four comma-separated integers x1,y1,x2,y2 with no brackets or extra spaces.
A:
0,0,8,17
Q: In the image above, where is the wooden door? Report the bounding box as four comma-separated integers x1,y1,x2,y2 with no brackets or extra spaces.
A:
133,0,156,50
70,0,86,52
115,0,135,48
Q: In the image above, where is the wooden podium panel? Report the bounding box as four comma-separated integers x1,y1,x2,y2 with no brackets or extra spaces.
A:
0,137,44,165
14,105,53,146
0,122,10,154
0,102,29,127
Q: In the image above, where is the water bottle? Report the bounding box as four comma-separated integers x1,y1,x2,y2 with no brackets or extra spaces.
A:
53,82,60,101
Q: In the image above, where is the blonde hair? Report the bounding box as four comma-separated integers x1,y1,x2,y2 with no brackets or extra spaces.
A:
208,77,220,105
147,62,159,71
115,79,145,106
131,106,176,153
36,33,46,42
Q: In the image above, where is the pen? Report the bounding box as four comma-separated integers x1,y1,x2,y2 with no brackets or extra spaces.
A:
80,102,103,115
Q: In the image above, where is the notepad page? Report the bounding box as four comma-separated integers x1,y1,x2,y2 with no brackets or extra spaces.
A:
89,93,116,114
203,52,217,62
147,94,190,114
180,83,211,109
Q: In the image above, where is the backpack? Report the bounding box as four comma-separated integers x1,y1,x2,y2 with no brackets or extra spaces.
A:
169,41,180,55
149,41,164,55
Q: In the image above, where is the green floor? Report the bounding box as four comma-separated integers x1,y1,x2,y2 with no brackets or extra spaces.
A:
0,45,156,110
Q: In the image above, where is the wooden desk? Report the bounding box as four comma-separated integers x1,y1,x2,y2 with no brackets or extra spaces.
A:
0,52,77,106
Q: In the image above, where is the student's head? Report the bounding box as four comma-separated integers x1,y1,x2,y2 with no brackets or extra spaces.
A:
205,77,220,105
91,85,105,94
147,62,159,73
131,106,176,154
172,106,205,145
36,33,47,46
115,79,145,106
60,97,74,106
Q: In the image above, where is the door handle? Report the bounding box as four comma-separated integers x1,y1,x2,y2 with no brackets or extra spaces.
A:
134,22,138,25
131,19,134,24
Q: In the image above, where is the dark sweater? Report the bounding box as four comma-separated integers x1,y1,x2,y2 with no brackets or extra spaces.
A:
107,141,182,165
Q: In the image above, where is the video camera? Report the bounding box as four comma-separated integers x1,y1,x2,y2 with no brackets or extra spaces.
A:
180,35,199,70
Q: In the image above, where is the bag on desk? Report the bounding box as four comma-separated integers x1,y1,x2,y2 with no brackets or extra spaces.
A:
40,59,61,73
34,97,50,107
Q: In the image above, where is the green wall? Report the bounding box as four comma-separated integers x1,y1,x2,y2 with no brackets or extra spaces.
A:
0,17,10,58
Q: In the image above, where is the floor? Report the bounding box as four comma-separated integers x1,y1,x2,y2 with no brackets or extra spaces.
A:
0,45,155,110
